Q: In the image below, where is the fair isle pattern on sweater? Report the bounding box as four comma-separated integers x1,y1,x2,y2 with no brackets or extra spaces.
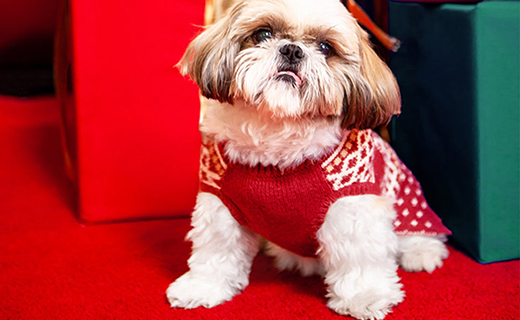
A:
199,129,451,257
321,130,376,190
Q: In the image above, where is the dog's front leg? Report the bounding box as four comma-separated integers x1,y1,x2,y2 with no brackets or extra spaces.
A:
167,192,259,309
317,195,404,320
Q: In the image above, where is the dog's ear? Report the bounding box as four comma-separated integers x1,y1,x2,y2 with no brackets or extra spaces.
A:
178,3,243,104
341,27,401,129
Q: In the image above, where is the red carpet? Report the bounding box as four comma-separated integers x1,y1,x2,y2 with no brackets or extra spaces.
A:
0,95,519,320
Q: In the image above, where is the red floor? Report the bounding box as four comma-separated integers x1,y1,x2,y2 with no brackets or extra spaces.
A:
1,95,519,319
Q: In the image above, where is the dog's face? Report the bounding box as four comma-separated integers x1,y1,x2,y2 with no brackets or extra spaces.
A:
180,0,400,129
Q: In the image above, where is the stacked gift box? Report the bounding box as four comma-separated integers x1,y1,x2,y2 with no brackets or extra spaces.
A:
55,0,205,223
389,0,519,263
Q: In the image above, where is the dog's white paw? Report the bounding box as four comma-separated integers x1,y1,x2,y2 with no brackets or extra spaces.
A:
326,268,404,320
327,287,404,320
398,236,449,273
166,272,235,309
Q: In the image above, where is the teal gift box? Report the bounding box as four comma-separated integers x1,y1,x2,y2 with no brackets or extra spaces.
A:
389,1,519,263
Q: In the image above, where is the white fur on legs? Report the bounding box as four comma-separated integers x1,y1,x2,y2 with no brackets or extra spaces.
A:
166,192,259,309
398,235,449,273
317,195,404,320
264,241,324,277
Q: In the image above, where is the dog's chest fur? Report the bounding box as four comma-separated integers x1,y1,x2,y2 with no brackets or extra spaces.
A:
199,100,343,170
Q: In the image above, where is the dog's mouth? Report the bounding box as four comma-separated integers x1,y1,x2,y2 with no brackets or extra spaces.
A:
274,69,303,87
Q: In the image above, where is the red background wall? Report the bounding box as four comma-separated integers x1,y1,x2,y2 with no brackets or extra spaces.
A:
0,0,59,66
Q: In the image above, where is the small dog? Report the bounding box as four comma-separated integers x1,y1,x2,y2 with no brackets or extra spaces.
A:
167,0,451,319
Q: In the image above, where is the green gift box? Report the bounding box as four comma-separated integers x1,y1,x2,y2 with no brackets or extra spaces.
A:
389,1,519,263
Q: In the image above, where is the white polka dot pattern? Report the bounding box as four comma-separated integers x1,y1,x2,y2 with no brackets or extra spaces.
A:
372,132,451,236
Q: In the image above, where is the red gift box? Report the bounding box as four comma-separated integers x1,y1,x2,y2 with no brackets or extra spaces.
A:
55,0,205,222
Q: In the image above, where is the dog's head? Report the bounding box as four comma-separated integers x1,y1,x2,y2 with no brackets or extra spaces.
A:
179,0,400,129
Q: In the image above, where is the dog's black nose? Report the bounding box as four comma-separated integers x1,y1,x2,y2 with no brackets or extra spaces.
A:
279,44,304,63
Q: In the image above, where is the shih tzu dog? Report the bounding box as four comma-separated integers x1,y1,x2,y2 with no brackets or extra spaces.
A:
166,0,451,319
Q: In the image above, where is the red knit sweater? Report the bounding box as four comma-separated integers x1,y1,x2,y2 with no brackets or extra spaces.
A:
199,129,451,257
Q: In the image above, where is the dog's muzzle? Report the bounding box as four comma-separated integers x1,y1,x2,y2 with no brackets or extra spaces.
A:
275,44,304,86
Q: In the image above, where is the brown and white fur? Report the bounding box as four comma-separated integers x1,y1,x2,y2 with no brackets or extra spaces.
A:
166,0,448,319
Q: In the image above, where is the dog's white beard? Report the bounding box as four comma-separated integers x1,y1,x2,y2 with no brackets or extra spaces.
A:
260,79,302,118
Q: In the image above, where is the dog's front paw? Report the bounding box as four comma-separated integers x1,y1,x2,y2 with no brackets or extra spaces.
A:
326,270,404,320
166,272,236,309
327,287,404,320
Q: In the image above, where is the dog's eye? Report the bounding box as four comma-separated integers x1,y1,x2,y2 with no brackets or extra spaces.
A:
253,29,273,44
319,41,334,57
